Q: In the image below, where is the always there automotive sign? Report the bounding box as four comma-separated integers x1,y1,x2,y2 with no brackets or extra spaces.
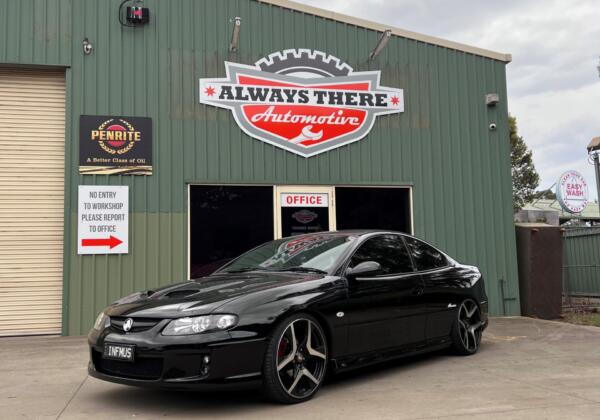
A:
199,49,404,157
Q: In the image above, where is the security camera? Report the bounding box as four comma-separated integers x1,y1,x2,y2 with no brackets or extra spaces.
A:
489,123,497,131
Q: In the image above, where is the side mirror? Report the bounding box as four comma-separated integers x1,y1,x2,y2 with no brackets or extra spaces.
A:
345,261,382,279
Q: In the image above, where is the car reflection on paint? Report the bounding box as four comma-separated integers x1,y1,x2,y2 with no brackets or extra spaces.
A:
88,230,488,404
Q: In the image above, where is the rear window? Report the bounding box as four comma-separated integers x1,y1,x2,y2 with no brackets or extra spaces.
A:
404,237,448,271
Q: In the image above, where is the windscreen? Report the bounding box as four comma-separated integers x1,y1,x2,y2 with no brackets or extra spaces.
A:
219,234,357,274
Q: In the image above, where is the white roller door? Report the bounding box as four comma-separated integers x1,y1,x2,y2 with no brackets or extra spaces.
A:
0,68,66,336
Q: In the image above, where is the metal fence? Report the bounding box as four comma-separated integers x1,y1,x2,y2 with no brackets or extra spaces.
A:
563,227,600,297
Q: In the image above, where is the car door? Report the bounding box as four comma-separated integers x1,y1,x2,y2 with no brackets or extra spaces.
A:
403,236,457,341
342,234,427,355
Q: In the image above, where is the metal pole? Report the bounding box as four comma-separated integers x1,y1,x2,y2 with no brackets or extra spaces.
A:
594,153,600,219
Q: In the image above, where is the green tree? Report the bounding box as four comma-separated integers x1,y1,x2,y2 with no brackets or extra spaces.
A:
510,115,539,211
533,189,556,200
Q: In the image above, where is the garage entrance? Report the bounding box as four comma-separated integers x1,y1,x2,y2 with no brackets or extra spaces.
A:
0,68,66,336
188,185,411,278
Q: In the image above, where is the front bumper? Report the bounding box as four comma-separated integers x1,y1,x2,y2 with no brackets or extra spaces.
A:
88,324,266,390
88,363,262,391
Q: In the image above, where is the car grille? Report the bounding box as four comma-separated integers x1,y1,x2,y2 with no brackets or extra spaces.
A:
110,317,160,333
93,350,163,380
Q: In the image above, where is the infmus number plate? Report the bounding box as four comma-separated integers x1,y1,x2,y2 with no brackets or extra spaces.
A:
103,343,135,362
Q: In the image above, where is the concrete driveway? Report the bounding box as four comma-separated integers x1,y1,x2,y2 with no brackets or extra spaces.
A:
1,317,599,419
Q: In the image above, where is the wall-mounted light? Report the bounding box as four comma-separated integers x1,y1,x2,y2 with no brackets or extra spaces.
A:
230,17,241,52
82,38,93,55
368,29,392,60
587,136,600,204
486,93,500,107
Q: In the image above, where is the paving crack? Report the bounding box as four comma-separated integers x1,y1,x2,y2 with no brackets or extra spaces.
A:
56,375,87,419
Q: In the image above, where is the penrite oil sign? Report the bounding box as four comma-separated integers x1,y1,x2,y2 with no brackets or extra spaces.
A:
79,115,152,175
199,49,404,157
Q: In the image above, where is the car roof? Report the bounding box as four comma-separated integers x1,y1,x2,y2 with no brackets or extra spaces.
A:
335,229,405,235
285,229,412,238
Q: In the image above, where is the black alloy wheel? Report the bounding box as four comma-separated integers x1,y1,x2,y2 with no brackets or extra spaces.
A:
262,314,328,404
451,299,484,355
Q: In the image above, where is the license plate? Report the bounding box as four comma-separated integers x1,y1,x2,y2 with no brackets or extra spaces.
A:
103,343,135,362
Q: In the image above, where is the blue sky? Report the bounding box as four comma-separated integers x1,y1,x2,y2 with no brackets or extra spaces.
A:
297,0,600,199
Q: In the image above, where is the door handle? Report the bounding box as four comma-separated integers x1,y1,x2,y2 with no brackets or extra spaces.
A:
411,285,424,296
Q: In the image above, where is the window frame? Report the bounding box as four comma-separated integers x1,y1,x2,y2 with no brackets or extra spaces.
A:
341,233,417,279
400,234,453,273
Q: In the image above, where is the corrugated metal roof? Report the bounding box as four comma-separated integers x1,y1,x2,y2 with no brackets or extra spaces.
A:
563,226,600,237
514,223,556,228
523,199,600,220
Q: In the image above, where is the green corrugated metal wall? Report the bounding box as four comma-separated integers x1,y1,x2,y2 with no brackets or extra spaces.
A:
563,228,600,296
0,0,520,335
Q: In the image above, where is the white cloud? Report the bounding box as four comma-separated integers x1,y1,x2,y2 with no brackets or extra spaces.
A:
511,82,600,193
297,0,600,198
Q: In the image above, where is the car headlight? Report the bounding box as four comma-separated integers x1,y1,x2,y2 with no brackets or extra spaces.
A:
162,314,238,336
93,312,110,330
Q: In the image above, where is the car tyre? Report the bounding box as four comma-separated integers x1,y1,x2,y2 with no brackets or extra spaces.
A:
262,313,328,404
450,299,484,355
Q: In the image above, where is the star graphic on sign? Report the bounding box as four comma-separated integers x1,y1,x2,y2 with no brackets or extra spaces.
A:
390,96,400,106
204,86,216,97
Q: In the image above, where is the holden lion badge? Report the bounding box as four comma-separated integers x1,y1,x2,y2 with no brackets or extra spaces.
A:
199,49,404,157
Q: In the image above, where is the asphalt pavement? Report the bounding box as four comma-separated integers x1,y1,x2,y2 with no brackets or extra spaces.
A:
1,317,599,419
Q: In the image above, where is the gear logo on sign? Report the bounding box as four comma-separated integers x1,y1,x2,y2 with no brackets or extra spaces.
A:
199,49,404,157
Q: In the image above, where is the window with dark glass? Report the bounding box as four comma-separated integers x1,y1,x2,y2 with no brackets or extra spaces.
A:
190,186,273,278
404,237,448,271
349,235,413,275
335,187,411,233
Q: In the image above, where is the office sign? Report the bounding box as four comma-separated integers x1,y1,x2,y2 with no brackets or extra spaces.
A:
78,186,128,254
199,49,404,157
281,193,329,207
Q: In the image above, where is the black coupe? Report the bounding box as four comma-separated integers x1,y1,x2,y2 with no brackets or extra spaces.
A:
88,230,488,403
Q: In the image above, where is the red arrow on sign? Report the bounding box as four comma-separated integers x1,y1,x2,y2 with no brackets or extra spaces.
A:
81,235,123,249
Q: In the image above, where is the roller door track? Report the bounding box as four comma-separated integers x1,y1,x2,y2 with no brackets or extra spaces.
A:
0,68,66,336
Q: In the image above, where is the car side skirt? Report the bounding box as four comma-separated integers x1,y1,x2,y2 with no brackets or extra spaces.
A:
331,337,452,373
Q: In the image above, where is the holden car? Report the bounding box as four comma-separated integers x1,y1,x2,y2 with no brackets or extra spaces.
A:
88,230,488,403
